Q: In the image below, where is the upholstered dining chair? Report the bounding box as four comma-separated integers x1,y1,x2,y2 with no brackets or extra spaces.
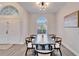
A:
49,34,56,39
34,44,54,56
25,36,36,56
51,37,62,56
30,34,36,38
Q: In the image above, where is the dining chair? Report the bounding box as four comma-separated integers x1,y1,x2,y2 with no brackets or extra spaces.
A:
34,44,54,56
49,34,56,39
51,37,62,56
25,36,36,56
30,34,36,38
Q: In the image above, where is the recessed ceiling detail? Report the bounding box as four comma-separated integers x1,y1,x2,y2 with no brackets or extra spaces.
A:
19,2,66,14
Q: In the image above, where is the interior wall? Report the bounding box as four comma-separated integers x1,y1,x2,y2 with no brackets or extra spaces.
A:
28,13,56,35
15,3,30,44
19,4,30,43
57,2,79,55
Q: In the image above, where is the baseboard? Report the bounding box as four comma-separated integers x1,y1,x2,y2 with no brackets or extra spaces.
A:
0,41,25,44
62,43,79,56
0,44,13,50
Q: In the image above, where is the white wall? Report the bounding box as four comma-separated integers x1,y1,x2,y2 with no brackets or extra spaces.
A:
28,13,56,35
11,3,30,44
57,2,79,55
19,4,30,43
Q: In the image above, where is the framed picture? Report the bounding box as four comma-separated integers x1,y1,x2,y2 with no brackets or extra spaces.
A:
64,11,79,28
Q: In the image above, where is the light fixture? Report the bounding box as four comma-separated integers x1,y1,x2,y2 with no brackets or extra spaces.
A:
36,2,49,10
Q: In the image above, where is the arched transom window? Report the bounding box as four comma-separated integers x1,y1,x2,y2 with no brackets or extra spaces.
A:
0,6,19,15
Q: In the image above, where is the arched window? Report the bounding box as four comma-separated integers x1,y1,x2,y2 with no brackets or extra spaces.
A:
37,16,47,24
0,6,19,15
37,16,47,34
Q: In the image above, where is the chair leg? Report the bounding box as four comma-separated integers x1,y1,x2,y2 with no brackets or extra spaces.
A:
58,48,62,56
37,53,38,56
36,51,38,56
33,50,38,56
50,52,53,56
25,48,28,56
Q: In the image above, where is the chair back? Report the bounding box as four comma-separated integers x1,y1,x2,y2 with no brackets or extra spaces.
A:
30,34,36,38
49,34,56,39
34,44,54,56
54,37,62,48
25,37,32,44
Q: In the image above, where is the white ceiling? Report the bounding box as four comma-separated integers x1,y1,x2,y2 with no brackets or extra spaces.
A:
19,2,67,14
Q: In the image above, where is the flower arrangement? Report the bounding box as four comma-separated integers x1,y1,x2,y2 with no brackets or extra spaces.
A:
40,24,45,33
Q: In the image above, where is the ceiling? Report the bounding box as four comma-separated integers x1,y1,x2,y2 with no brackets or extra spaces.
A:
19,2,67,14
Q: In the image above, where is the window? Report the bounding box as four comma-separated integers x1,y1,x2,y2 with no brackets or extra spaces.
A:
37,16,47,24
37,16,47,34
0,6,19,15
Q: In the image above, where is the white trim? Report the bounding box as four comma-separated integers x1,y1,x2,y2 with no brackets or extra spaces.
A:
62,42,79,56
0,44,13,49
0,41,25,44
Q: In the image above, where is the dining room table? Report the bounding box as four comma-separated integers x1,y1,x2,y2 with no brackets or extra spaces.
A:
32,34,55,50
